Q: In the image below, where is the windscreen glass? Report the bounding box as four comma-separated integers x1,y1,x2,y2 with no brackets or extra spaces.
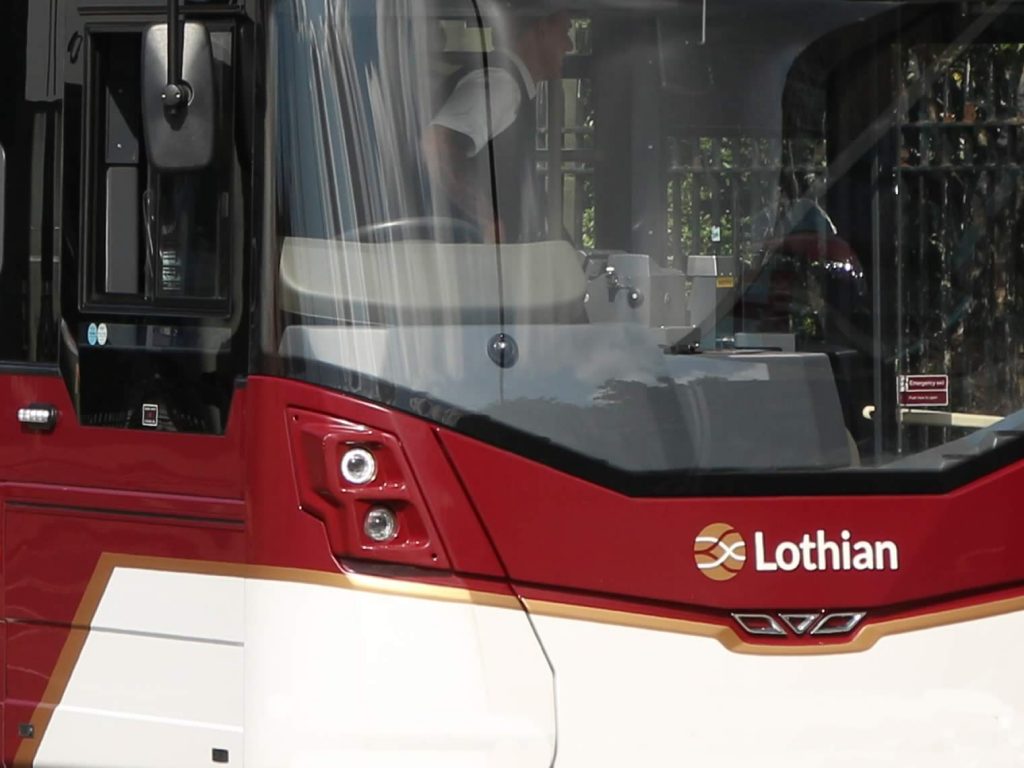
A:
266,0,1024,486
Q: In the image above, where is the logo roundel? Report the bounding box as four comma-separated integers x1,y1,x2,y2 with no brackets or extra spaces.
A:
694,523,747,581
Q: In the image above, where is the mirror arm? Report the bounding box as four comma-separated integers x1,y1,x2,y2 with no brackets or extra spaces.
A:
163,0,189,110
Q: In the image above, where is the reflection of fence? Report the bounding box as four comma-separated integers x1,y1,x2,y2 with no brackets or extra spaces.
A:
542,97,831,273
537,20,830,271
537,23,1024,450
897,42,1024,437
665,136,827,271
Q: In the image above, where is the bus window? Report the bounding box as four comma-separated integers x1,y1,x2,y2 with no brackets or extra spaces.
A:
81,27,236,314
0,0,58,364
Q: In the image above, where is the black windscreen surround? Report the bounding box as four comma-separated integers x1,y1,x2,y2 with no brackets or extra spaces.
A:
263,0,1024,491
0,0,59,366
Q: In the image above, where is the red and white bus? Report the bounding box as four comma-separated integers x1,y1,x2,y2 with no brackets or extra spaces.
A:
1,0,1023,764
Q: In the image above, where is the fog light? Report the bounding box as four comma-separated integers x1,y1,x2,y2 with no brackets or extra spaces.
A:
364,507,399,543
341,447,377,485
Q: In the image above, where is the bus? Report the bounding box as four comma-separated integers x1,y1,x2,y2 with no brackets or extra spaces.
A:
1,0,1023,764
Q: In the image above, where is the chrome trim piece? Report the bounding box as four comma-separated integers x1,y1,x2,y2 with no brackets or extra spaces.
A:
778,612,820,635
809,611,867,636
733,610,867,639
731,613,786,636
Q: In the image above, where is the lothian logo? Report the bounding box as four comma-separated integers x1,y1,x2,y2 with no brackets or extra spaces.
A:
693,523,747,581
694,523,900,580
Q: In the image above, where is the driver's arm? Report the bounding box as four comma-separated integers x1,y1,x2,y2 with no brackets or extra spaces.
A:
421,124,501,243
423,67,524,243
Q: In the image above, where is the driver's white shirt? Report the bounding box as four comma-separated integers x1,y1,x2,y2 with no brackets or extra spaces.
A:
431,51,537,157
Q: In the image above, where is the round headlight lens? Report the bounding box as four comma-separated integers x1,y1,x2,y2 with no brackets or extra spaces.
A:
341,447,377,485
364,507,399,543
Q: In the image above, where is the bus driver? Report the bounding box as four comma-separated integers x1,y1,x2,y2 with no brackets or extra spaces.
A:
422,1,573,243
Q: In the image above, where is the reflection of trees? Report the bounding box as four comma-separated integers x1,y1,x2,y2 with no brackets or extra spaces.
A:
900,41,1024,418
665,136,827,272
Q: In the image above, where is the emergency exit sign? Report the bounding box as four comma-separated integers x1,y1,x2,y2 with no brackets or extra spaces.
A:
898,375,949,407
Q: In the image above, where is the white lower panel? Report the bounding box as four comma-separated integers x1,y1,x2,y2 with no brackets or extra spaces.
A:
33,568,555,768
36,706,242,768
532,611,1024,767
90,567,244,642
34,630,244,768
33,567,245,768
243,579,555,768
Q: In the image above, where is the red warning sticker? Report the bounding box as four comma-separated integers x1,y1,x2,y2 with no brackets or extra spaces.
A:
897,375,948,407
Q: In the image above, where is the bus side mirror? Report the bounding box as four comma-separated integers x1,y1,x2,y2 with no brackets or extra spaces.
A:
141,22,216,171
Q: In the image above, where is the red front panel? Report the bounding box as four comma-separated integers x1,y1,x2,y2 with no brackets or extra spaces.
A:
0,375,246,500
0,372,250,765
435,429,1024,646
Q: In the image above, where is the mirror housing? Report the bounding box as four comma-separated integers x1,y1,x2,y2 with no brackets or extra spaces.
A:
141,23,216,171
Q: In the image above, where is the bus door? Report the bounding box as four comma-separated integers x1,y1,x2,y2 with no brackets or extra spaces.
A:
0,1,251,765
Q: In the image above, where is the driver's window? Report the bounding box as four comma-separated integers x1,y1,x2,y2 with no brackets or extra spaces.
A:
275,2,495,245
81,28,236,314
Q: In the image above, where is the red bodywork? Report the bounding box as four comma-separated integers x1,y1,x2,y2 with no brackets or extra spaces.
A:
0,372,1022,762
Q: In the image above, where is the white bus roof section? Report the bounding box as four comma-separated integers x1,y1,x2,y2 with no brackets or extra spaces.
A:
280,237,587,324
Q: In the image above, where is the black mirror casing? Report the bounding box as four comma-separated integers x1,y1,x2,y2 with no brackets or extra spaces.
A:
141,23,216,172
